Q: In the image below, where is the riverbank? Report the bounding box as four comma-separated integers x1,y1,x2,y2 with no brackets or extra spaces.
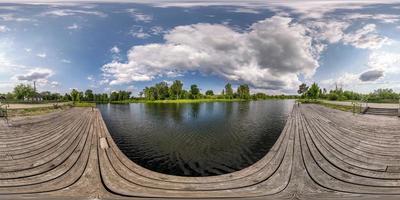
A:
1,102,94,117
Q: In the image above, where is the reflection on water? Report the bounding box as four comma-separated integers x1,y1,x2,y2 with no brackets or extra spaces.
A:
98,100,293,177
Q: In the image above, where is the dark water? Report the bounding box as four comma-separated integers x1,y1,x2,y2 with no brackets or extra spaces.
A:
98,100,293,177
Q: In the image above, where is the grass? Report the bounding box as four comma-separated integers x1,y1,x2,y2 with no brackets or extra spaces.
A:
110,98,247,104
7,104,72,117
3,102,96,117
297,99,358,113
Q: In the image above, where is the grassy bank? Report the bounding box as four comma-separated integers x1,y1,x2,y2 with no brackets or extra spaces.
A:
7,104,72,117
298,99,357,112
4,102,95,117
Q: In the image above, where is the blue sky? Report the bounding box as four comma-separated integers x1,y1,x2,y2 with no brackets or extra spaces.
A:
1,0,400,95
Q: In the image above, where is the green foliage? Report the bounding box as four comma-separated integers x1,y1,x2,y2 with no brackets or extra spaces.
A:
224,83,233,99
169,80,183,99
155,82,170,100
13,84,36,100
237,84,250,100
297,83,308,96
85,89,94,101
189,84,200,99
306,83,320,99
205,90,214,96
70,89,80,102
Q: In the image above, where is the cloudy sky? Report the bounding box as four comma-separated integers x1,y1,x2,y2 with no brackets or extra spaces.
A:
1,0,400,95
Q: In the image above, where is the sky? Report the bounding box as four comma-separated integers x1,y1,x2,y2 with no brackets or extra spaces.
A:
1,0,400,95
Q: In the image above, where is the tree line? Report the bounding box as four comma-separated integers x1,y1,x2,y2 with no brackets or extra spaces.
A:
141,80,253,100
297,83,400,103
0,81,299,103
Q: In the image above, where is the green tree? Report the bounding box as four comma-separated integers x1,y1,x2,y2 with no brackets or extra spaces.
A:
155,82,169,100
85,89,94,101
224,83,233,99
169,80,183,99
70,89,80,102
13,84,35,100
237,84,250,99
307,83,320,99
205,90,214,96
297,83,308,98
189,84,200,99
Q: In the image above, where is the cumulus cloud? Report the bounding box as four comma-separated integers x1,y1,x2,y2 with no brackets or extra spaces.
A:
307,21,350,43
367,52,400,74
342,24,389,49
15,68,53,82
102,16,319,90
359,70,384,81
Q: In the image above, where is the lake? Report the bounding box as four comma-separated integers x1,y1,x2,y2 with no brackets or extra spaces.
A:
98,100,294,177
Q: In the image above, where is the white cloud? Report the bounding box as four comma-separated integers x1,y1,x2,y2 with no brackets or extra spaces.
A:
342,24,389,49
110,46,120,54
150,26,164,35
345,13,400,24
37,53,47,58
0,14,32,22
130,26,150,39
87,75,94,81
0,25,10,32
14,68,53,82
307,21,350,43
230,7,260,14
102,16,319,91
41,9,107,17
50,81,60,87
24,48,32,53
126,8,153,22
61,59,71,63
67,23,79,30
367,51,400,74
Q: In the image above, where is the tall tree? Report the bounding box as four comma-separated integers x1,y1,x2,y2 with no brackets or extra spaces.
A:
169,80,183,99
85,89,94,101
307,83,320,99
155,82,169,100
70,89,80,102
237,84,250,99
189,84,200,99
224,83,233,99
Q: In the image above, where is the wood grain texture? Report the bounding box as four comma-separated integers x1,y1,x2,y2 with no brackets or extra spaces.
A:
1,105,400,199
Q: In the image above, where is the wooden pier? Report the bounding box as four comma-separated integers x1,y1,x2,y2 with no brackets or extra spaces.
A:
1,105,400,199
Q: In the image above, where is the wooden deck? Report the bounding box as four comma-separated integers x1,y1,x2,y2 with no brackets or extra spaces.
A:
1,105,400,199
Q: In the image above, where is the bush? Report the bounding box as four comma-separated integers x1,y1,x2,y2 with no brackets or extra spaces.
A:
328,93,339,101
